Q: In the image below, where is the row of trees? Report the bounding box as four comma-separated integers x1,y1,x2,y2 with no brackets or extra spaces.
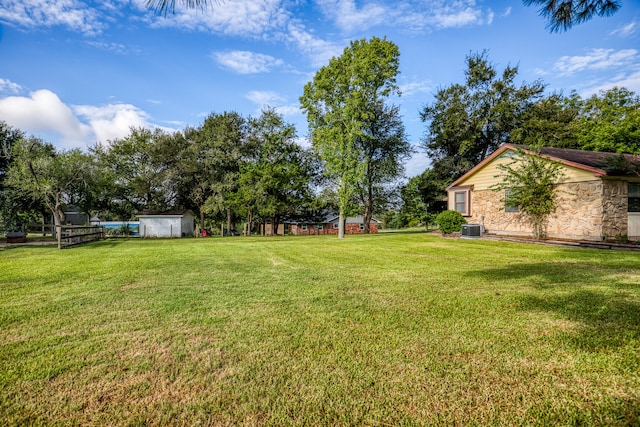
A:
0,41,403,235
3,37,639,236
1,38,412,237
2,111,410,237
391,51,640,229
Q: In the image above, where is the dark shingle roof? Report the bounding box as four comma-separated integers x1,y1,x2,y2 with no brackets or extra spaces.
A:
510,144,640,173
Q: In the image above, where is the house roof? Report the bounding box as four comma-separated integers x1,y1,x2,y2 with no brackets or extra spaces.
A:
447,144,640,190
283,214,380,224
323,214,380,224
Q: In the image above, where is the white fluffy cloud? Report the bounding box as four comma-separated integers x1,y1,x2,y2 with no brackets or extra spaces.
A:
432,6,482,28
286,21,343,68
0,89,92,148
316,0,487,34
148,0,289,37
213,51,284,74
0,78,22,94
399,78,432,97
0,89,154,148
246,90,301,117
581,71,640,96
246,90,287,106
73,103,152,144
316,0,387,32
554,48,638,76
610,20,638,37
0,0,105,35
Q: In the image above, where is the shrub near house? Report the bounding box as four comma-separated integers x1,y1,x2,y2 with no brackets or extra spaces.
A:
435,210,466,234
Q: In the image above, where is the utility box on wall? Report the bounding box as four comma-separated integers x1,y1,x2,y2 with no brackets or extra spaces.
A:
461,224,481,238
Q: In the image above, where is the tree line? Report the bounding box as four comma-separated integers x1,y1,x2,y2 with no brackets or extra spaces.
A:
2,39,639,236
1,37,411,238
0,107,407,236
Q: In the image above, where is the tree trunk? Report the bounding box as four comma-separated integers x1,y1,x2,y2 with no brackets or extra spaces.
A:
363,183,373,234
363,207,372,234
200,208,205,236
338,209,345,239
226,208,232,236
41,210,47,237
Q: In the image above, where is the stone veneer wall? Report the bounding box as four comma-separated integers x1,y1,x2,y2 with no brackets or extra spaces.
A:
468,180,628,241
600,179,628,238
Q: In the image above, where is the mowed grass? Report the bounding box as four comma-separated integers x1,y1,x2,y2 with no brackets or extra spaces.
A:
1,233,639,426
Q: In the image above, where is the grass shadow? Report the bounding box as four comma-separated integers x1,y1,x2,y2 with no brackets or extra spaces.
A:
466,260,640,352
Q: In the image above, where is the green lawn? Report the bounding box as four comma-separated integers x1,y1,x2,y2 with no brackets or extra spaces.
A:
1,233,639,426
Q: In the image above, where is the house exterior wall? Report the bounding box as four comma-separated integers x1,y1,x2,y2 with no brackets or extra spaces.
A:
288,221,378,235
262,223,285,236
465,179,629,241
629,213,640,239
289,224,330,236
464,150,598,191
600,179,628,239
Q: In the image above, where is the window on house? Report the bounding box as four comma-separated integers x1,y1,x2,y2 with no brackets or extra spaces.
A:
302,224,308,231
454,191,469,216
333,223,339,229
359,223,364,230
630,183,640,212
318,224,323,231
504,189,519,213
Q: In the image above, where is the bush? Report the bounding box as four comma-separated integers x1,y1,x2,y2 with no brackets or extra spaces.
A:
435,210,466,234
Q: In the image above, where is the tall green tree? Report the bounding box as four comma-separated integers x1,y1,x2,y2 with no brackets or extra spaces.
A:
511,92,581,149
0,122,26,230
92,128,178,219
421,51,545,169
7,137,97,228
194,112,248,233
575,87,640,154
420,51,545,206
355,102,411,233
300,36,401,238
524,0,622,32
233,108,313,235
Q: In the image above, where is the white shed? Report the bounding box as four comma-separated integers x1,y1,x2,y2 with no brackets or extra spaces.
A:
137,210,195,238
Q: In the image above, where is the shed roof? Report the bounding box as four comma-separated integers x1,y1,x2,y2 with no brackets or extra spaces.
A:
137,210,194,217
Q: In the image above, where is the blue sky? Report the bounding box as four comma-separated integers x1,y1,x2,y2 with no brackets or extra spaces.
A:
1,0,639,177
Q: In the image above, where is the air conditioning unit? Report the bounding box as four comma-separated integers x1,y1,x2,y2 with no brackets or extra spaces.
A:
461,224,481,238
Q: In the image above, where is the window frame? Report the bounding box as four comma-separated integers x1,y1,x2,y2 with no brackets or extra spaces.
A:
629,182,640,213
450,186,471,216
504,189,519,213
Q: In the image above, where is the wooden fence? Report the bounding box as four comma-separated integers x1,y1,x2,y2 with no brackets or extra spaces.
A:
57,225,104,249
